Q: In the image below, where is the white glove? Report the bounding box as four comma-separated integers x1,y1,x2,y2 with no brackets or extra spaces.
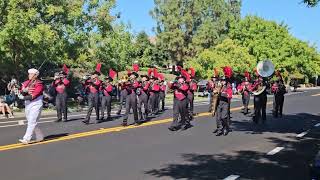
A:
18,94,24,100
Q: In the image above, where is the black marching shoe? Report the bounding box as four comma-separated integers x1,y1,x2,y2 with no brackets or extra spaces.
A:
168,126,178,131
122,122,128,127
213,129,218,133
55,119,62,123
216,131,223,136
223,129,229,136
182,123,193,130
116,111,121,115
82,120,89,125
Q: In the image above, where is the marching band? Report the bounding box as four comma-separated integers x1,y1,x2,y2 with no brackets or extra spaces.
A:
15,59,287,144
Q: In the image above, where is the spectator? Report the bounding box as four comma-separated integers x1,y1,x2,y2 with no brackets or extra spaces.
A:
0,97,14,119
7,78,20,107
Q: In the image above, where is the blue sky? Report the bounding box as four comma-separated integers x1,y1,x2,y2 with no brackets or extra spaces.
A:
114,0,320,50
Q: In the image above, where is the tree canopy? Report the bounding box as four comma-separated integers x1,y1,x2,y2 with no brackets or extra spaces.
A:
150,0,241,66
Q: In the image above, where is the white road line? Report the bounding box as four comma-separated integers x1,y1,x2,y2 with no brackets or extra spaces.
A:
223,175,240,180
267,147,284,155
315,123,320,127
296,131,308,138
18,120,24,125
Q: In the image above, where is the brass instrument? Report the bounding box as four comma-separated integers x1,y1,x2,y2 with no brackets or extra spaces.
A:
210,81,223,116
252,60,274,96
118,75,128,84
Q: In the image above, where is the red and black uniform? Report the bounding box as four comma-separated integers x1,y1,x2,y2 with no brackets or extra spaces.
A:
251,78,268,123
137,81,150,121
123,80,140,125
169,81,190,130
207,80,216,111
83,78,102,124
117,82,128,115
100,82,113,120
52,78,70,121
215,85,232,135
159,83,167,111
271,79,286,118
148,82,160,115
187,80,198,115
237,81,252,114
21,80,44,101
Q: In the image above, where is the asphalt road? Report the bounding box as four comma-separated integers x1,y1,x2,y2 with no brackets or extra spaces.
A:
0,90,319,180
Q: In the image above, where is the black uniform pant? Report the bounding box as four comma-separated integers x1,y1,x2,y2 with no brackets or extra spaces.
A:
242,93,250,114
253,95,267,123
170,98,188,128
101,95,112,119
149,92,159,114
187,92,194,114
273,95,284,117
123,93,139,123
56,92,67,121
159,92,165,111
85,92,99,122
137,93,149,120
216,100,229,132
118,90,127,113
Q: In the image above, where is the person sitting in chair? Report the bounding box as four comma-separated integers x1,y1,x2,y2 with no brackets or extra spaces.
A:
0,97,14,119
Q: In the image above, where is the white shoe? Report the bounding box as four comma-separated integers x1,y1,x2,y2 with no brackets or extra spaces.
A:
8,115,14,119
19,139,31,144
35,138,44,142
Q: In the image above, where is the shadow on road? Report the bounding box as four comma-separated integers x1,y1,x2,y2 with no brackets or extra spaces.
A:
145,113,320,180
145,137,320,180
231,113,320,135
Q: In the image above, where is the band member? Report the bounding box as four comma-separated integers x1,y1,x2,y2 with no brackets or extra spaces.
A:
272,71,287,118
100,70,116,121
18,68,44,144
252,75,268,124
207,68,219,112
148,76,160,115
158,74,167,112
188,79,198,116
122,72,140,126
213,76,232,136
52,66,70,122
168,76,190,131
116,76,128,115
137,75,150,121
82,66,102,124
237,72,252,115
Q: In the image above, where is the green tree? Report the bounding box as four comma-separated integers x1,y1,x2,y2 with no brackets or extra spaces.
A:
229,16,320,82
188,38,256,78
150,0,240,69
304,0,319,7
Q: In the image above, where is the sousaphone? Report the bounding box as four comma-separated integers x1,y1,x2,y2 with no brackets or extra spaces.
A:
252,60,274,96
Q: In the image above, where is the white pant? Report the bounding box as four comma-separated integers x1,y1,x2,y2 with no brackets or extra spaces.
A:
23,96,44,141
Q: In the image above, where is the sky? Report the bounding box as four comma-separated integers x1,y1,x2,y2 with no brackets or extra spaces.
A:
114,0,320,50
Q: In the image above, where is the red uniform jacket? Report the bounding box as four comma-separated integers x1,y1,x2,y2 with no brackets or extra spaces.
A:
220,86,233,101
21,80,44,100
160,84,167,93
237,82,252,96
150,82,160,95
102,83,113,96
52,78,70,94
86,78,102,94
171,83,189,101
188,81,198,94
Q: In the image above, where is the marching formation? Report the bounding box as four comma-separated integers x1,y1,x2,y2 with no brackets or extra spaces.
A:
15,60,287,144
